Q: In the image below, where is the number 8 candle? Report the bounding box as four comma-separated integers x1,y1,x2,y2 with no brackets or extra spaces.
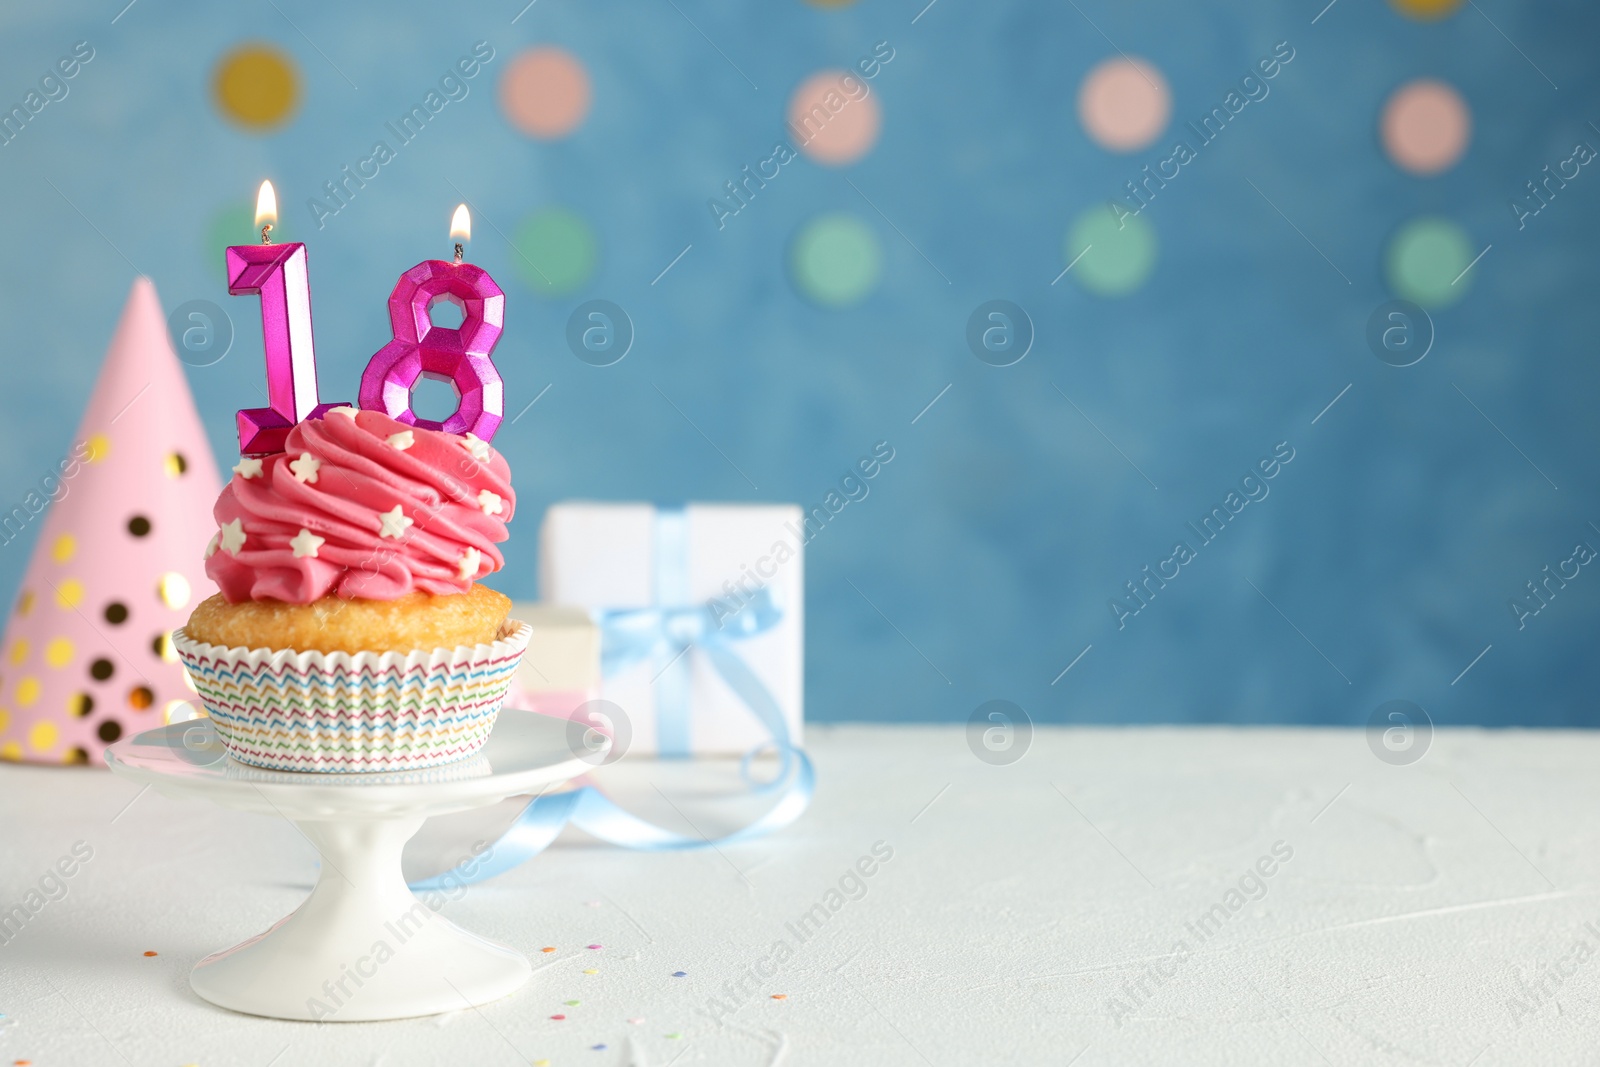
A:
227,181,350,455
359,204,505,441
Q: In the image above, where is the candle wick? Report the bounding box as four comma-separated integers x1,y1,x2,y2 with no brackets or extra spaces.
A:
454,242,464,264
261,224,273,246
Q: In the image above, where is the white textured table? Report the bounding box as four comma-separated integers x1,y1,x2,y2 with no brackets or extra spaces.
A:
0,726,1592,1066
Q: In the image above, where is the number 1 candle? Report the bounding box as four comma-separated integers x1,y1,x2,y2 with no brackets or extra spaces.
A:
227,180,349,455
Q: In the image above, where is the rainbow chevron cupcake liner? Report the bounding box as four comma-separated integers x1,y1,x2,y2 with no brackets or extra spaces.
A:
172,621,532,773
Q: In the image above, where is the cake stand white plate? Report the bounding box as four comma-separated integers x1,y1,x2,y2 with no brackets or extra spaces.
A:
105,709,601,1022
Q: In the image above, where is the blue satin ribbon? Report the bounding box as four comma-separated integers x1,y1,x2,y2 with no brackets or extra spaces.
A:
410,507,812,891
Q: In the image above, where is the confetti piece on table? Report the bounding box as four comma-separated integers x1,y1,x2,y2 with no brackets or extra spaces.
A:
586,943,602,950
143,950,158,957
565,1000,580,1006
550,1013,566,1021
666,1032,682,1039
672,971,687,977
542,946,557,953
534,1060,550,1066
771,994,787,1000
583,969,598,975
627,1017,644,1025
592,1045,606,1051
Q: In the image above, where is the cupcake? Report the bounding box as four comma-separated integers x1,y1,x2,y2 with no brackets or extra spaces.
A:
173,406,530,772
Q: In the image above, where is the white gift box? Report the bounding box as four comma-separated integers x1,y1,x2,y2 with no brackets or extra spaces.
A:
539,502,804,756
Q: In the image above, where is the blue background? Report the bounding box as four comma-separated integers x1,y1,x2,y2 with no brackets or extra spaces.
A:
0,0,1595,727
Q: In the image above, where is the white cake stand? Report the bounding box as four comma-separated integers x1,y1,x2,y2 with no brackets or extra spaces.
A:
105,709,601,1022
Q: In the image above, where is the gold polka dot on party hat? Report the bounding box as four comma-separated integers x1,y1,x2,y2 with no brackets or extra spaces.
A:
0,708,8,733
214,43,300,130
165,452,188,478
29,721,57,752
16,677,40,707
1,741,22,761
158,573,191,610
45,638,74,668
8,639,28,665
85,434,110,462
1390,0,1461,18
51,534,76,563
55,579,84,609
16,590,34,617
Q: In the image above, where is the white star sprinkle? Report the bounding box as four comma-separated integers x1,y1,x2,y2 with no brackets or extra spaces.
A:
387,430,415,451
232,457,264,480
288,452,321,484
289,528,326,559
218,519,246,556
477,489,504,516
459,433,491,462
378,505,414,539
204,532,220,559
457,547,481,581
327,406,360,418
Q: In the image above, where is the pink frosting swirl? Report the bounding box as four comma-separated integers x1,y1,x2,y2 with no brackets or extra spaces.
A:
205,409,515,604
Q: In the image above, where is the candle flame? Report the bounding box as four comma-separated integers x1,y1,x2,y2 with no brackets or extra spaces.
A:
255,181,278,230
450,204,471,243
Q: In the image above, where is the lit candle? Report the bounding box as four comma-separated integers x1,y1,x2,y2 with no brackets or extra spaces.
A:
227,181,350,455
358,204,505,440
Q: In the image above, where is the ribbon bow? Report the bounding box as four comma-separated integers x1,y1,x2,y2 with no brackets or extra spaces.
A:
410,512,812,891
598,585,789,759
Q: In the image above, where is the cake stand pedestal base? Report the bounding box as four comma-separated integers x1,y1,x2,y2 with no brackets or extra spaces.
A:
191,817,530,1021
105,710,597,1022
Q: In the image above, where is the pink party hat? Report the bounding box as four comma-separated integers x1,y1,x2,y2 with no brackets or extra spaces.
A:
0,278,221,766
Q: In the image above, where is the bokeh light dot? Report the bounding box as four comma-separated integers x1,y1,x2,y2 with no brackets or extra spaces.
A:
213,43,300,131
1382,79,1470,175
51,534,75,564
9,639,28,666
85,435,109,463
1390,0,1463,20
16,678,40,708
1386,217,1474,308
512,209,598,297
788,70,882,165
1066,208,1158,296
500,48,591,139
790,214,882,307
1078,57,1170,153
0,741,19,762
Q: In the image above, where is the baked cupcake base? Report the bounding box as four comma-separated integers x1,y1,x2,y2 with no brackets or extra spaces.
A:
185,586,511,654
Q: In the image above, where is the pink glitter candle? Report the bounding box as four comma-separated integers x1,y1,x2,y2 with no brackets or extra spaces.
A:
227,181,348,455
358,205,505,442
